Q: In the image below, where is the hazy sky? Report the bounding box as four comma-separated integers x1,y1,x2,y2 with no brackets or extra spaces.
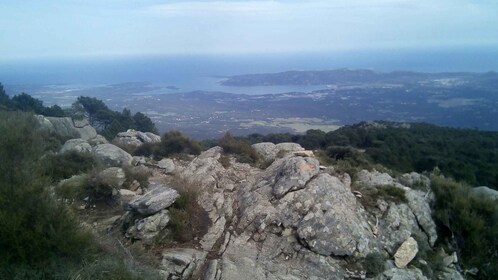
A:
1,0,497,59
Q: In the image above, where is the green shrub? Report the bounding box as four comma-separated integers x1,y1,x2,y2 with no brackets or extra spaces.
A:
167,177,210,243
158,130,202,158
430,175,498,279
56,174,89,200
71,256,162,280
0,111,96,274
43,150,97,181
124,166,152,189
378,185,408,203
218,154,231,168
362,252,385,277
219,132,259,164
133,142,158,157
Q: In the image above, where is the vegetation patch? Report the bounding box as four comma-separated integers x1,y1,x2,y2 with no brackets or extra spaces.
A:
166,176,211,243
219,132,259,164
430,175,497,279
43,150,97,182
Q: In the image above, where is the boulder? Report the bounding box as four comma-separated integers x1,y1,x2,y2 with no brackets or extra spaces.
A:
156,158,175,173
398,172,430,190
357,169,395,187
471,186,498,201
272,156,320,198
161,248,207,279
113,129,161,148
36,115,97,140
97,167,126,188
251,142,277,161
92,144,133,166
252,142,305,162
128,183,179,215
59,138,92,154
394,237,419,268
280,174,372,256
126,210,170,243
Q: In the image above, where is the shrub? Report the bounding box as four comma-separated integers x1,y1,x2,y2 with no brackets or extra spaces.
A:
43,150,97,181
363,252,385,277
219,132,259,164
166,177,211,243
133,142,158,157
0,111,96,274
124,166,152,188
430,175,498,279
158,131,202,158
378,185,408,203
71,256,162,280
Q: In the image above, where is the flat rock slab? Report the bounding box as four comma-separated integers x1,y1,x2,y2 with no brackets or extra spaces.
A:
128,183,179,215
394,237,419,268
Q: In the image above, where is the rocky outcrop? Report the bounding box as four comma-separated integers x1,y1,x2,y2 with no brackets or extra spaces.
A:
128,182,179,215
251,142,305,161
74,139,451,280
92,144,133,166
126,209,170,242
36,115,98,140
160,248,207,279
113,129,161,148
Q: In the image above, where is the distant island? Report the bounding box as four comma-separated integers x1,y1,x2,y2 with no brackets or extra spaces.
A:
221,68,498,86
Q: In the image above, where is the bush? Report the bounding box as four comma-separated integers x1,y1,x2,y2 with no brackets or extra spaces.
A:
219,132,259,164
166,177,211,243
124,166,152,188
158,131,202,158
43,150,97,181
133,142,158,157
0,111,96,274
430,175,498,279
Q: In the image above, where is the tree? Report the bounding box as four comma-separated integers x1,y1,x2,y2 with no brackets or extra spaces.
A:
134,112,158,134
12,92,45,114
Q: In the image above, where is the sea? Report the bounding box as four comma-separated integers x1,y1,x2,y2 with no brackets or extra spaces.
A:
1,47,497,103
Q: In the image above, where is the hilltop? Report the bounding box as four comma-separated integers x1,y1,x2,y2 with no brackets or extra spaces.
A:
1,111,496,279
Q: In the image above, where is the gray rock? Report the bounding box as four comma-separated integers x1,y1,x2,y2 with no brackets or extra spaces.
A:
394,237,419,268
252,142,277,161
87,134,108,145
113,129,161,148
357,169,395,187
59,138,92,154
36,115,97,140
156,158,175,173
471,186,498,201
126,210,170,243
398,172,430,190
128,183,179,215
252,142,305,162
376,267,428,280
97,167,126,188
272,156,320,198
284,174,372,256
161,248,207,279
405,189,437,246
92,144,133,166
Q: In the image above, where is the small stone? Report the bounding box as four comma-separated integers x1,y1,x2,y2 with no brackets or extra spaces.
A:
394,237,419,268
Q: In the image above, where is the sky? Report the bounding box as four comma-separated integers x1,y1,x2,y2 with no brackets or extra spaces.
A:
1,0,498,59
